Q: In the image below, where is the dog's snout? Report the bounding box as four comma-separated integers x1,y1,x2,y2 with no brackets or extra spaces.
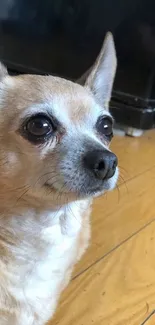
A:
83,150,118,180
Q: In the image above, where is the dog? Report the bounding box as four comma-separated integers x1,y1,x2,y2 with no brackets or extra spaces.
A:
0,32,118,324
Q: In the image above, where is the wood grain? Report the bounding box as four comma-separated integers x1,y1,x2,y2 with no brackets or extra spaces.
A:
50,221,155,325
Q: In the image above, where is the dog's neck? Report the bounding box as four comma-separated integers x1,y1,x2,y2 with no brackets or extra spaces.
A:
0,188,86,241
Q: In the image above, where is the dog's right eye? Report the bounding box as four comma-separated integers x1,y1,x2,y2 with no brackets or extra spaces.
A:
22,114,56,144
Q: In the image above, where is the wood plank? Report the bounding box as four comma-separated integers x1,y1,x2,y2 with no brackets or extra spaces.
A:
111,130,155,182
74,165,155,275
50,221,155,325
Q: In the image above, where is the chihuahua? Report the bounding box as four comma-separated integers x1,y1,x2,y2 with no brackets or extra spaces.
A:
0,33,118,324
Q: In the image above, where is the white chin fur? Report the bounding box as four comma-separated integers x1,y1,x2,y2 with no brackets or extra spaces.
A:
108,166,119,191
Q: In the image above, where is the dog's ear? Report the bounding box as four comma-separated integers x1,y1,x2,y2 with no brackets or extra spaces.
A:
0,62,8,81
78,33,117,109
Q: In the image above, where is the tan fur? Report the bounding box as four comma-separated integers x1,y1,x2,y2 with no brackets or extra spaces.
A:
0,33,118,324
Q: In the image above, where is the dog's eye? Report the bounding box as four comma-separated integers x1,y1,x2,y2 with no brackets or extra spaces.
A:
27,116,52,136
96,116,113,139
22,114,55,143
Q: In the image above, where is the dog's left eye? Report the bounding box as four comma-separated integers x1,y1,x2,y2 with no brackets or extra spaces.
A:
96,116,113,139
22,114,55,143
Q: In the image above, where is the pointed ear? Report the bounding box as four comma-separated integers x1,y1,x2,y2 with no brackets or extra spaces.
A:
79,32,117,109
0,62,8,81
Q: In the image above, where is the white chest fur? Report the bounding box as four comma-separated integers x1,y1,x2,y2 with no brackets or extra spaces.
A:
25,204,82,301
2,200,90,324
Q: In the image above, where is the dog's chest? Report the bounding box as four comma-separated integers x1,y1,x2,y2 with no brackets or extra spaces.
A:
19,203,84,306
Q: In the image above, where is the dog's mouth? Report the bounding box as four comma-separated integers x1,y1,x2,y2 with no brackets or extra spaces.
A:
77,181,114,198
43,152,118,199
44,182,56,192
44,178,116,198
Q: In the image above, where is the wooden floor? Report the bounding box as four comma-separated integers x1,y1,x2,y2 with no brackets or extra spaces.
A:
48,130,155,325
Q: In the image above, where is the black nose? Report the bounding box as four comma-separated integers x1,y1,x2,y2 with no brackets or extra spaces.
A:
83,150,118,180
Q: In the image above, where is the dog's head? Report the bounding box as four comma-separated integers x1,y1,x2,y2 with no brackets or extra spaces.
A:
0,33,118,208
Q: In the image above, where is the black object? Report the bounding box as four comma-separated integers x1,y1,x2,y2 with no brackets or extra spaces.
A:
0,0,155,130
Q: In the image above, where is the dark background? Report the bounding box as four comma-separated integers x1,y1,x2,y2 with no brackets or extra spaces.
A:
0,0,155,129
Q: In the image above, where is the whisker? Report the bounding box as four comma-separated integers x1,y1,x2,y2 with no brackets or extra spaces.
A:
66,204,83,227
116,184,121,203
119,174,129,195
15,185,31,206
33,173,59,188
119,165,129,178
